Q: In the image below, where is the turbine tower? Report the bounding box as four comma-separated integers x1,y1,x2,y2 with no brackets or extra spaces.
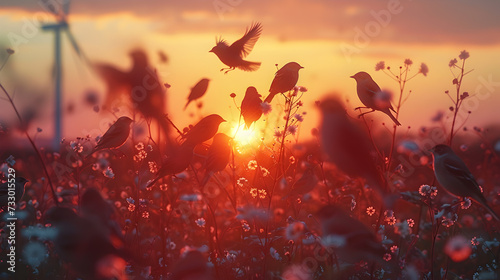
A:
41,0,86,150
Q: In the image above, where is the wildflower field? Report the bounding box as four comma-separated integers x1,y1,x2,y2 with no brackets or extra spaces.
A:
1,44,500,280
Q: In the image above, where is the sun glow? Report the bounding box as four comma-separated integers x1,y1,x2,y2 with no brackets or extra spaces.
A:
230,123,259,152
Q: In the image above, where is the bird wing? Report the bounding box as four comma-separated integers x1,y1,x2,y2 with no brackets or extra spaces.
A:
443,157,479,189
95,64,130,107
269,69,294,94
230,22,262,58
95,123,125,149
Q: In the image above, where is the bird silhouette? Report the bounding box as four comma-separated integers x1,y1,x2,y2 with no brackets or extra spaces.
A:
95,49,170,135
264,62,303,103
0,177,28,208
320,98,394,207
80,188,124,248
87,116,133,158
241,86,263,128
350,72,401,126
185,78,210,110
210,22,262,74
170,250,214,280
317,205,386,263
285,165,318,199
183,114,226,145
45,207,127,279
145,141,196,189
201,133,232,186
430,144,500,221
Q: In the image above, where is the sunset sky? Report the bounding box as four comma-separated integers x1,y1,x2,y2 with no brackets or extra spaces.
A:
1,0,500,146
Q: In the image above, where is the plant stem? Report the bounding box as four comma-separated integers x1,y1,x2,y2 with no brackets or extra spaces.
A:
448,59,466,146
0,83,59,206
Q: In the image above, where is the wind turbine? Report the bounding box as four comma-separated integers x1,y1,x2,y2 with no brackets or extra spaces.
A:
41,0,87,150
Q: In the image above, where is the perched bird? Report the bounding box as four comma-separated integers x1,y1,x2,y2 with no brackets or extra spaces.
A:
96,49,169,136
430,144,500,221
185,78,210,110
320,98,393,207
209,22,262,73
183,114,226,145
146,141,196,189
264,62,303,103
241,86,263,128
80,188,124,248
317,205,385,263
87,116,133,158
170,250,214,280
45,207,127,279
285,165,318,199
201,133,232,186
350,72,401,126
0,177,28,207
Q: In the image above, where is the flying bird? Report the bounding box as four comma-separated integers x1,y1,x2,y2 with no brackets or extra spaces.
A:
264,62,303,103
241,86,263,128
185,78,210,110
95,49,170,136
201,133,232,186
183,114,226,145
350,71,401,126
320,98,394,207
209,22,263,74
87,116,133,158
430,144,500,221
0,177,28,208
317,205,386,263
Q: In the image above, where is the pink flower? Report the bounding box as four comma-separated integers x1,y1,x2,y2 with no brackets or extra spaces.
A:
375,61,385,71
449,58,458,67
261,102,272,115
458,50,470,60
287,125,298,135
419,63,429,77
445,235,472,262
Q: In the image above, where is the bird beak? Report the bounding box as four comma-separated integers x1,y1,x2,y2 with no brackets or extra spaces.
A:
300,66,304,69
350,75,354,79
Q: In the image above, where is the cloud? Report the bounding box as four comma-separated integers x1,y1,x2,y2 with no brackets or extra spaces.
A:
2,0,500,45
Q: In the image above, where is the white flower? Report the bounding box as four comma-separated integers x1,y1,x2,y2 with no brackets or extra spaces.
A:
270,247,281,260
195,218,206,228
103,166,115,178
23,241,47,268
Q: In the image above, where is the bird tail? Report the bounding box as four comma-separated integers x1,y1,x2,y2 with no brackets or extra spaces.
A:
263,93,276,103
184,100,191,110
237,60,261,72
384,110,401,126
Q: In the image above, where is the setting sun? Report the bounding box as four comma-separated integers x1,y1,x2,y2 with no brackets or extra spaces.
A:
230,123,259,152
